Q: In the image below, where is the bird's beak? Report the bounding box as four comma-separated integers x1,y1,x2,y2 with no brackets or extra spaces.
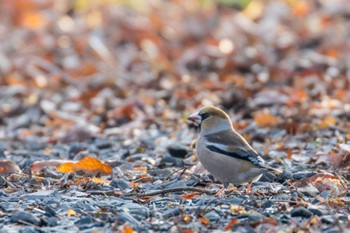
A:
188,112,201,125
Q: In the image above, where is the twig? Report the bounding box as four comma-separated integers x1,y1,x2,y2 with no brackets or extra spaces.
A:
124,187,216,197
164,167,187,180
333,172,349,196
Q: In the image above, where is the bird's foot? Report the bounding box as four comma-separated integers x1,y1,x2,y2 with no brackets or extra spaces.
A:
214,187,226,198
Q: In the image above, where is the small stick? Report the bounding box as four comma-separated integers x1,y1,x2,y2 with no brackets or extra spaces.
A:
124,187,216,197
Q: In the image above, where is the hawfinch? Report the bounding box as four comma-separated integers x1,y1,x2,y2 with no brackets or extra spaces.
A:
188,105,280,196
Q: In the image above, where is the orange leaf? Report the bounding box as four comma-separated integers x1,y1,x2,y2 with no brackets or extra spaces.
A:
130,181,139,188
254,110,279,128
225,218,238,231
75,177,90,185
199,217,210,225
181,193,197,199
56,157,112,175
91,177,108,184
67,209,77,217
56,162,75,173
182,214,191,223
121,225,134,233
21,11,47,30
320,115,336,128
73,157,112,175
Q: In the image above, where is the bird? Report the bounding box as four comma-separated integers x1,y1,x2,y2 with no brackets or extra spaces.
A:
188,105,280,197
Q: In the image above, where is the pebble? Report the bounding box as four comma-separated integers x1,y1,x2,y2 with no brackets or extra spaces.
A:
110,179,130,190
297,185,319,197
75,216,94,225
47,217,59,227
276,171,293,183
292,172,316,180
309,208,323,216
162,208,184,219
167,144,189,158
44,206,56,217
10,211,41,226
203,210,221,222
290,207,313,218
23,190,55,200
123,203,150,220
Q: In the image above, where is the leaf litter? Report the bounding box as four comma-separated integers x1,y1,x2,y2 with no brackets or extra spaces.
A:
0,0,349,232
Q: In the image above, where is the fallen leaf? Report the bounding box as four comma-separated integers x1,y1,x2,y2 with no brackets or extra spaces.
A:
181,193,197,199
91,177,108,184
230,205,246,214
67,209,77,217
121,225,134,233
199,217,210,225
320,115,336,128
57,157,112,175
56,162,75,173
20,11,47,30
0,160,21,175
31,160,72,173
254,109,279,128
316,151,350,168
182,214,191,223
73,157,112,175
296,173,346,196
225,218,238,231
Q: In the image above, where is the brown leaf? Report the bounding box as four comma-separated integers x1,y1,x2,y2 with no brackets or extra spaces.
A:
0,160,21,175
296,173,346,196
199,217,210,225
254,109,279,128
225,218,238,231
181,193,197,199
316,151,350,168
182,214,191,223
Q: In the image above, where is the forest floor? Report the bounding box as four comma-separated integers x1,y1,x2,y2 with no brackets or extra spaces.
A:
0,0,349,232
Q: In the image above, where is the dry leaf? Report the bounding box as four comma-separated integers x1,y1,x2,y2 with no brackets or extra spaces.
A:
199,217,210,225
121,225,134,233
91,177,108,184
230,205,246,214
254,109,279,128
182,214,191,223
21,11,47,30
181,193,197,199
56,162,75,173
0,160,21,175
320,115,336,128
31,160,71,173
67,209,77,217
57,157,112,175
225,218,238,231
296,173,346,196
316,151,350,168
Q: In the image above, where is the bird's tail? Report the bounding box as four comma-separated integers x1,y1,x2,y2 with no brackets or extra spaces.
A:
264,165,282,174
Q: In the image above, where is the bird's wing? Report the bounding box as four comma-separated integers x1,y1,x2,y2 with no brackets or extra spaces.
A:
204,129,266,168
206,144,266,168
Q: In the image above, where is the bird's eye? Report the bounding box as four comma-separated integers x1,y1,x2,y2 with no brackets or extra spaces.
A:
200,112,211,120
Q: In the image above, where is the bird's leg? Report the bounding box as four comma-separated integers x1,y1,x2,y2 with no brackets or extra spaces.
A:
214,183,228,198
246,183,252,194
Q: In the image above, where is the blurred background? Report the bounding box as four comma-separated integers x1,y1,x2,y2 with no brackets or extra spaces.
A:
0,0,350,146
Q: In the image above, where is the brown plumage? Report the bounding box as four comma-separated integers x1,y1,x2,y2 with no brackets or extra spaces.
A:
188,105,280,196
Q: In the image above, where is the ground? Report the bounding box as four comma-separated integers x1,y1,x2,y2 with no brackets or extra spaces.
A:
0,0,349,232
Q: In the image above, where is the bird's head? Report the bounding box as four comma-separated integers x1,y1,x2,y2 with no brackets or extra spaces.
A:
188,105,232,134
